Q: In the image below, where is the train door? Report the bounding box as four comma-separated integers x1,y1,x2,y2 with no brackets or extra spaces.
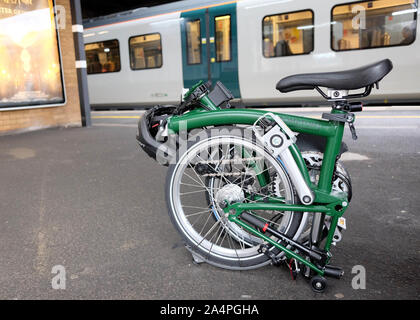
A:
181,3,240,98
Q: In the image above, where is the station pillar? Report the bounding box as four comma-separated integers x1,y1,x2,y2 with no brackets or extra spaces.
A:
70,0,91,127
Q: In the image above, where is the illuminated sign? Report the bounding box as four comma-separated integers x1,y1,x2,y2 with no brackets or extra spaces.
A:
0,0,65,110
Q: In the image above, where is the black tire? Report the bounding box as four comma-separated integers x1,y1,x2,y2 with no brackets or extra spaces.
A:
165,126,304,270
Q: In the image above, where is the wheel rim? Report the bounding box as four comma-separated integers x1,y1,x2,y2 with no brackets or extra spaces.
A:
169,135,296,263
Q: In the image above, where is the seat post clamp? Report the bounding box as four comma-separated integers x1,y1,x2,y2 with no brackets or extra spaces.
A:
327,89,349,100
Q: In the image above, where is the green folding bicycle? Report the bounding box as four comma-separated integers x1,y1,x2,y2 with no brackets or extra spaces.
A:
137,59,393,292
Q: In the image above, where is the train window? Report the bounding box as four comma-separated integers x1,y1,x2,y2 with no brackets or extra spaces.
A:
262,10,314,58
215,15,231,62
186,20,202,65
85,40,121,74
332,0,418,51
129,33,163,70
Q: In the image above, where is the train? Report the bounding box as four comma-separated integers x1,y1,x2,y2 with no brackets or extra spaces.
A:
83,0,420,109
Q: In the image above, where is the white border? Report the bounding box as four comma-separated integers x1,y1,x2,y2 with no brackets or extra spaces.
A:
0,0,67,112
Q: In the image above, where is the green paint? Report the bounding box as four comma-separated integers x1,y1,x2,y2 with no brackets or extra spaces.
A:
199,95,218,111
168,109,337,137
242,147,269,187
290,143,313,187
167,108,342,202
230,216,324,276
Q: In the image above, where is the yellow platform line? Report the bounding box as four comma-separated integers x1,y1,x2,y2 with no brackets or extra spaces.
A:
92,116,142,119
308,115,420,119
358,115,420,119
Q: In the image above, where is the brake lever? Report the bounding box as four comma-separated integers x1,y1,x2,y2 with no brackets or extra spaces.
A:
346,113,358,140
348,122,358,140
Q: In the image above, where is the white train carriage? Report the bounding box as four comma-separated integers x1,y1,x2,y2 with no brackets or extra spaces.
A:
83,0,420,108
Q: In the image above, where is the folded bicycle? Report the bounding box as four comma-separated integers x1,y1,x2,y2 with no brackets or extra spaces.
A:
137,59,393,292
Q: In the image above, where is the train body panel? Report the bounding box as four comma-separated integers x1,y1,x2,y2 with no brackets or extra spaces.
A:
84,0,420,108
84,12,183,107
237,0,420,106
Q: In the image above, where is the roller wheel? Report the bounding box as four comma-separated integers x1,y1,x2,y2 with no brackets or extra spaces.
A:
310,275,327,293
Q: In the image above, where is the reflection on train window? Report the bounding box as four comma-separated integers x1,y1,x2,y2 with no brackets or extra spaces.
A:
262,10,314,58
85,40,121,74
332,0,417,51
186,20,202,65
129,33,163,70
215,15,231,62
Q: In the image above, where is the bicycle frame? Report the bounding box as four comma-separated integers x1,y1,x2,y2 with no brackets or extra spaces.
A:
166,107,350,276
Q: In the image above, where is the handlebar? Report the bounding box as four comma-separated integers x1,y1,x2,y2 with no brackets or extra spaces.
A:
346,102,363,113
176,80,234,115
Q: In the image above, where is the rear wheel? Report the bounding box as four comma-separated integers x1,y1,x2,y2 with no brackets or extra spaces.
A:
166,128,303,270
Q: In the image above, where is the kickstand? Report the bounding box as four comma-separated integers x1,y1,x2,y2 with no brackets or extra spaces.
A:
185,245,206,265
191,251,206,265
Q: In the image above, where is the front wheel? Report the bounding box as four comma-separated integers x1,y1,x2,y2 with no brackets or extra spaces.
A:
165,128,303,270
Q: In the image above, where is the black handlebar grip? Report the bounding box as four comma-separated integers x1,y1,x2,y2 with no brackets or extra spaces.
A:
349,103,363,112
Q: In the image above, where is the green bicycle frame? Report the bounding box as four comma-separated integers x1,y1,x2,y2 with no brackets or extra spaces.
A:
167,103,351,276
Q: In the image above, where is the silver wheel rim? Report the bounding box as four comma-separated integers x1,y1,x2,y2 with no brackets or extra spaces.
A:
169,135,295,263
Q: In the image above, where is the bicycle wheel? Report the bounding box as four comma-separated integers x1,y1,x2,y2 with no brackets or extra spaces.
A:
166,128,303,270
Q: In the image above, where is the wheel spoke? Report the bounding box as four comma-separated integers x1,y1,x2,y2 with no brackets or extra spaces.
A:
169,135,296,269
185,209,213,218
180,189,208,196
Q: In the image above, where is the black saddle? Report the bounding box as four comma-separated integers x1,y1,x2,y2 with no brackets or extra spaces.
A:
277,59,393,93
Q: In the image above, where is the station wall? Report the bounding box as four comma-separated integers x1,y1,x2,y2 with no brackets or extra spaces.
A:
0,0,82,134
